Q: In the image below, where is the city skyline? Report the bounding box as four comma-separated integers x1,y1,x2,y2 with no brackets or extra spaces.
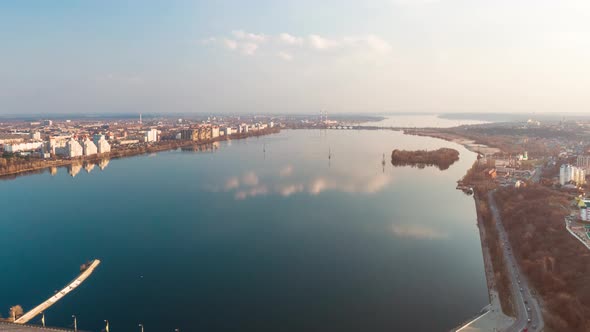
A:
2,1,590,115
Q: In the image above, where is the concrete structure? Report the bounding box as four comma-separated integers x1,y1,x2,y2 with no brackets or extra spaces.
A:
211,126,220,138
65,138,83,158
15,260,101,324
0,322,74,331
49,135,72,155
576,197,590,221
577,155,590,171
3,141,44,153
94,136,111,154
81,138,97,156
145,128,159,142
181,129,198,141
42,120,53,126
118,139,140,145
223,127,232,136
560,164,586,186
198,126,211,141
30,132,41,140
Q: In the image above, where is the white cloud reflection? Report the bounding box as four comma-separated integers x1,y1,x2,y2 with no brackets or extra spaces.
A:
216,166,393,200
279,165,294,177
391,224,448,240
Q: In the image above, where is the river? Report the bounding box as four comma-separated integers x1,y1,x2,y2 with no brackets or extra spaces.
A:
0,120,488,331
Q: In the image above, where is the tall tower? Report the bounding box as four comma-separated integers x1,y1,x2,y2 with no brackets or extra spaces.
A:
139,113,142,125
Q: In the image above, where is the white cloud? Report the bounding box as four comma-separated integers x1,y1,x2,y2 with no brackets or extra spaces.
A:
232,30,267,43
205,31,392,59
279,33,304,46
308,34,340,50
200,37,216,45
278,184,304,197
390,0,440,5
240,42,259,55
279,165,294,176
364,35,393,53
225,177,240,190
277,51,293,61
242,171,259,186
224,39,238,50
391,224,448,240
235,185,268,200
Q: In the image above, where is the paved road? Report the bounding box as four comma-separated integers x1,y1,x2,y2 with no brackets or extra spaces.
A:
488,191,544,332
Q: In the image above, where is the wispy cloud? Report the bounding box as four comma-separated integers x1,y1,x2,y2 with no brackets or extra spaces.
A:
308,34,340,50
232,30,267,43
279,165,294,177
242,171,259,186
277,51,294,61
278,33,304,46
203,30,393,60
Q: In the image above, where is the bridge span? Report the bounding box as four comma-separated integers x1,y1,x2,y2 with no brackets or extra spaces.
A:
15,259,101,324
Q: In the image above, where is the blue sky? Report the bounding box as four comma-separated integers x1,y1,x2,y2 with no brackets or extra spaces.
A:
1,0,590,114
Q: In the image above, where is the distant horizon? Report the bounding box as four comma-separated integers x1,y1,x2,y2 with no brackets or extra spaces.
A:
1,111,589,124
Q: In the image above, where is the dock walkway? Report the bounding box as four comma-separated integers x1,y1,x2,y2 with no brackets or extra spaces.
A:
15,260,101,324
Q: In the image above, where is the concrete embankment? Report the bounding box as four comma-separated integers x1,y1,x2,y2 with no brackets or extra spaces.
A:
451,193,514,332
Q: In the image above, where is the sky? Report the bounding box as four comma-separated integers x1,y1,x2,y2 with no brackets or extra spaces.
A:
1,0,590,115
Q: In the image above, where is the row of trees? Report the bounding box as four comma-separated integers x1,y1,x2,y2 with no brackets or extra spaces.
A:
475,193,515,316
495,185,590,331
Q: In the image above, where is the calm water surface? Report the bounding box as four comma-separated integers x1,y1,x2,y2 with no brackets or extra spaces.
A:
0,128,487,332
362,114,487,128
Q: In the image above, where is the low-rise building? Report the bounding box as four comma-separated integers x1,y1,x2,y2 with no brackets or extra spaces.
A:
3,141,44,153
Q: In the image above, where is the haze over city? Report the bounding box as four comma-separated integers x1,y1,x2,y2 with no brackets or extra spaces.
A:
2,0,590,115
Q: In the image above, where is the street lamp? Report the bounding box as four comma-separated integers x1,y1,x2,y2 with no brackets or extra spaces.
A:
71,315,77,332
104,319,110,332
41,312,45,327
139,323,144,332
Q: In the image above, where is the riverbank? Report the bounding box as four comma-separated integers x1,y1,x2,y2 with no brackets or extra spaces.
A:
452,191,515,332
0,127,280,180
404,129,501,156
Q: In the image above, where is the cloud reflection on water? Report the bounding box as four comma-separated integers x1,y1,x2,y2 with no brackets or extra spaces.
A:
391,224,448,240
218,165,392,200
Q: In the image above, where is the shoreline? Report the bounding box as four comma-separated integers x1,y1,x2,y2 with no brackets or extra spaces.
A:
0,127,280,181
402,128,513,331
